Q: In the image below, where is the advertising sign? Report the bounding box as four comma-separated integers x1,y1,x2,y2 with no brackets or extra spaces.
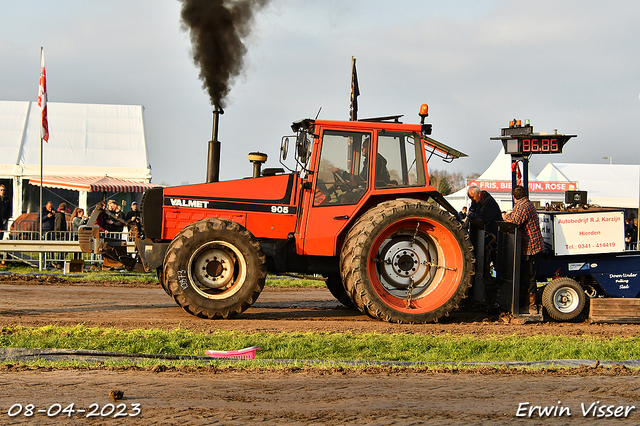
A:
542,211,625,256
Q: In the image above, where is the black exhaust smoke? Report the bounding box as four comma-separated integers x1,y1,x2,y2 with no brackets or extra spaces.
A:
179,0,270,182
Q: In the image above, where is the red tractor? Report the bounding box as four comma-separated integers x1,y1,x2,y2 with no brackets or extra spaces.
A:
80,105,475,323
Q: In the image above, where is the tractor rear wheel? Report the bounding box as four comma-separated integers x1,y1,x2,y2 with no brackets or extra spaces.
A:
340,199,474,323
163,218,266,319
542,277,586,321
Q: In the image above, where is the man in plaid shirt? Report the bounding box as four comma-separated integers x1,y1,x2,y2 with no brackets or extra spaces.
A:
502,185,544,314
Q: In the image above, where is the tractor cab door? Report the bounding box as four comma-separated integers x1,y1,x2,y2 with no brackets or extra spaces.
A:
297,129,372,256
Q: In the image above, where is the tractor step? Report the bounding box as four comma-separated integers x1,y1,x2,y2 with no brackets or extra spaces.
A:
514,313,544,323
589,298,640,324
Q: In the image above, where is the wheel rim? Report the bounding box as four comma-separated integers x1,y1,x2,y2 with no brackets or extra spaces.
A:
553,286,580,314
368,217,464,313
187,241,247,299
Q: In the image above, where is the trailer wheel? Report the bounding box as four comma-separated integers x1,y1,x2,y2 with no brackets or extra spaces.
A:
340,199,475,323
325,274,355,309
164,218,266,319
542,277,586,321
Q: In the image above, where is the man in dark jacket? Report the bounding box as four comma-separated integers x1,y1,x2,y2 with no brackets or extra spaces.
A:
125,201,140,224
53,203,68,268
458,206,467,223
54,203,68,236
40,200,56,239
467,185,502,237
0,184,11,239
105,200,125,234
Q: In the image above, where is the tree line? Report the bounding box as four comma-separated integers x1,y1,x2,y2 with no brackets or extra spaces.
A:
428,170,480,196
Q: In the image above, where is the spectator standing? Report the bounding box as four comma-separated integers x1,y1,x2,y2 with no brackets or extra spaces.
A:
631,218,639,251
71,208,86,234
70,208,85,260
502,185,544,315
105,200,125,234
39,201,56,239
125,201,140,224
458,206,467,222
54,203,68,237
53,203,68,268
0,184,11,239
114,203,125,233
625,216,637,250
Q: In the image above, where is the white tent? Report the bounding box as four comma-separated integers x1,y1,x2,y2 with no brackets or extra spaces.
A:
445,148,639,213
537,163,639,209
0,100,153,220
445,149,540,212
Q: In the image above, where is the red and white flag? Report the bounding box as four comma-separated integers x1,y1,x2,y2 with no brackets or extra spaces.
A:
38,47,49,142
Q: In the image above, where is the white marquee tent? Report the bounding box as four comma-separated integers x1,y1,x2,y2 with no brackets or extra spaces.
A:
446,149,639,213
537,163,639,209
0,100,154,222
446,149,541,212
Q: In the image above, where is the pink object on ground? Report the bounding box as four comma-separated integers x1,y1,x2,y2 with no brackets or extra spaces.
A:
205,346,260,360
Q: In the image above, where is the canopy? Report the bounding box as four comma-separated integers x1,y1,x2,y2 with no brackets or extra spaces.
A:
28,176,159,193
537,163,639,209
0,100,151,179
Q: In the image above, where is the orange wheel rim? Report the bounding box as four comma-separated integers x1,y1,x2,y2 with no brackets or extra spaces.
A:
367,217,464,313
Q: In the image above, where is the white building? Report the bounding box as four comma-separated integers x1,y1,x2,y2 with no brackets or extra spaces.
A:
0,100,157,222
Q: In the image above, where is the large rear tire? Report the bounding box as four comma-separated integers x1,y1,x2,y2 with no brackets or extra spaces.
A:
340,199,475,323
164,218,266,319
542,277,585,321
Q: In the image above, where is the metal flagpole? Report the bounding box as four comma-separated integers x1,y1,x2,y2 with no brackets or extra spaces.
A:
39,131,43,270
38,46,46,269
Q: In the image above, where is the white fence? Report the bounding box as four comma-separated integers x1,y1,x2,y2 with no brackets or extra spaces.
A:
0,219,133,270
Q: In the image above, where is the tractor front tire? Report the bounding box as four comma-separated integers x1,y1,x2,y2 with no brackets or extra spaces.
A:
340,199,474,323
542,277,586,321
156,267,171,296
164,218,266,319
325,274,355,309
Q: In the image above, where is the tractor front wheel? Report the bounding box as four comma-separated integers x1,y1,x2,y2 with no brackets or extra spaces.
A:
163,218,266,319
340,199,474,323
325,274,355,309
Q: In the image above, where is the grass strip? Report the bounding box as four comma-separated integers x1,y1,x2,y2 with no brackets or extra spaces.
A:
2,325,640,363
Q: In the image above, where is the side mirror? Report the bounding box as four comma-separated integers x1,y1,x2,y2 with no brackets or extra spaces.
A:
281,137,289,161
296,131,310,164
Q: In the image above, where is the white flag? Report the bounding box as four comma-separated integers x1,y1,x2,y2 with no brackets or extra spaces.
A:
38,47,49,142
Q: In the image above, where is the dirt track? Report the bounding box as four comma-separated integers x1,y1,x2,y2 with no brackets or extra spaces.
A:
1,275,640,425
2,274,640,337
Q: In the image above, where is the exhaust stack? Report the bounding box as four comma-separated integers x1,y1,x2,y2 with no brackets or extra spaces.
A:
206,105,224,183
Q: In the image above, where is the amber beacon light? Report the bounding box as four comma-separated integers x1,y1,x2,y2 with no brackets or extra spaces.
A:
419,104,429,124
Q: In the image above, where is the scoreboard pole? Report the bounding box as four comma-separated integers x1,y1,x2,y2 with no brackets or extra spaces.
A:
510,155,529,206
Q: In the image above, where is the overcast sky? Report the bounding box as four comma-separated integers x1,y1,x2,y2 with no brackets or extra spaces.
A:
2,0,639,185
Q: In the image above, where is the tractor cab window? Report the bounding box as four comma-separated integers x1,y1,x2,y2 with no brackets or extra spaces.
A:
314,130,370,206
375,132,426,189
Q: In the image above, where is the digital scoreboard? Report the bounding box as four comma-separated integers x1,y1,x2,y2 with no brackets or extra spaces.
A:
503,135,572,155
491,120,575,156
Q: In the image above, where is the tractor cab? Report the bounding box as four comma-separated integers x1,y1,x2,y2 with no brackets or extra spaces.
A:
279,106,468,257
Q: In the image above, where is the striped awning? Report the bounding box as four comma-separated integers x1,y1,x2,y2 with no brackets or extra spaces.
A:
28,176,160,193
